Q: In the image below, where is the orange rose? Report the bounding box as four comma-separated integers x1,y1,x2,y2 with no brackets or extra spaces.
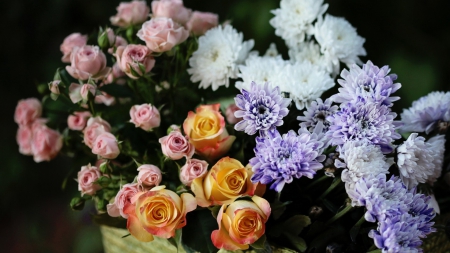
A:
191,157,258,207
211,196,271,250
125,185,197,242
183,104,235,161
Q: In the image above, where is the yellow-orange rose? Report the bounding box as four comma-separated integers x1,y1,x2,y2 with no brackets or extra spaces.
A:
125,185,197,242
183,104,236,161
191,157,258,207
211,196,271,250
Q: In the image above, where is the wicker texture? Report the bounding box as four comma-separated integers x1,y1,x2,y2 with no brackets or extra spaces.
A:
422,213,450,253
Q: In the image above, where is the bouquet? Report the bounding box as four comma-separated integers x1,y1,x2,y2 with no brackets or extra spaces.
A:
14,0,450,252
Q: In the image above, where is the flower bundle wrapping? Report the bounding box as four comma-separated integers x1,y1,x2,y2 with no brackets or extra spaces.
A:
14,0,450,252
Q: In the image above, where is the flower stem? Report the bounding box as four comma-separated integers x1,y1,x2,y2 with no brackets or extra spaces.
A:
325,204,353,226
318,177,342,201
305,174,330,190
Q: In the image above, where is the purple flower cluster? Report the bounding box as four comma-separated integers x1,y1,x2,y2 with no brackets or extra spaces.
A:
331,60,401,107
297,98,338,133
326,98,401,153
250,129,326,192
350,174,435,252
234,82,291,135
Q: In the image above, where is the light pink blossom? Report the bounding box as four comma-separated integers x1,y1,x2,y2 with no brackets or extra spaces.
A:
69,83,96,104
226,103,243,124
83,117,112,148
151,0,192,25
16,124,33,155
115,44,155,79
159,130,194,160
186,11,218,36
77,164,102,196
137,164,162,189
110,0,150,28
129,103,161,131
107,183,140,219
66,45,110,80
31,120,63,163
67,111,92,131
180,159,208,186
14,98,42,126
92,132,120,159
60,33,88,63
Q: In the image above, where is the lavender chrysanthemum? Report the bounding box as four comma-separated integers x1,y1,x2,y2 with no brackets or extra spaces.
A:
326,99,401,153
407,192,436,237
298,98,338,133
400,91,450,134
331,61,401,106
397,133,436,189
369,214,424,253
250,129,325,192
427,134,446,184
234,82,291,135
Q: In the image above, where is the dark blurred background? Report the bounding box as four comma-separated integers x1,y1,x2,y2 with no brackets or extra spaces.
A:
1,0,449,252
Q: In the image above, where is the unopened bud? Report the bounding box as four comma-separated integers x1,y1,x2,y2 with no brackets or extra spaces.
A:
99,162,109,174
97,29,110,49
70,197,85,211
308,206,323,219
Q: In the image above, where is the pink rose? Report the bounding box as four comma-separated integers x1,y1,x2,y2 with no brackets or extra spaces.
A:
110,0,150,28
16,125,33,155
159,130,194,160
105,28,128,54
92,132,120,159
105,63,127,85
180,159,208,186
137,17,189,53
69,83,96,104
226,103,243,124
66,45,111,80
137,164,162,189
186,11,218,36
67,111,92,131
14,98,42,126
115,44,155,79
151,0,192,25
48,80,61,95
77,164,102,196
60,33,88,63
83,117,112,148
95,91,116,106
31,120,63,163
129,103,161,131
107,183,140,219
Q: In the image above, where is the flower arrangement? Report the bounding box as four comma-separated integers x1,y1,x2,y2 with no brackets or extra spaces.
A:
14,0,450,252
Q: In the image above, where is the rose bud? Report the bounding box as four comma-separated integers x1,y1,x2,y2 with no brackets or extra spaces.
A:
137,164,162,189
31,120,63,162
83,117,111,148
110,0,150,28
107,183,139,219
48,80,61,100
179,159,208,186
129,103,161,131
67,111,92,131
159,130,194,160
92,132,120,159
14,98,42,126
186,11,218,36
151,0,192,25
60,33,87,63
69,83,96,104
115,44,155,79
77,164,102,196
66,45,111,80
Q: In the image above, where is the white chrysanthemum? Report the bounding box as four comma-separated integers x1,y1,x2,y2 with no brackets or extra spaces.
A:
270,0,328,48
426,134,446,184
288,41,335,75
236,54,288,91
338,140,392,193
188,25,254,91
313,14,366,73
264,43,280,58
279,61,334,109
397,133,436,189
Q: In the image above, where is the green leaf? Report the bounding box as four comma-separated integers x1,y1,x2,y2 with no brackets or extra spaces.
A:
283,232,307,252
307,225,345,253
70,197,85,211
283,215,311,235
100,83,134,97
208,205,221,219
182,209,218,253
251,234,266,249
270,199,292,220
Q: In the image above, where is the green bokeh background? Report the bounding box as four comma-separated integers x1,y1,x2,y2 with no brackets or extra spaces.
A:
1,0,449,252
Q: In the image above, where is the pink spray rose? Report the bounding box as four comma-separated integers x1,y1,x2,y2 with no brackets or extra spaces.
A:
180,159,208,186
186,11,218,36
129,103,161,131
137,17,189,53
159,130,194,160
67,111,92,131
115,44,155,79
60,33,88,63
104,28,128,54
105,63,126,85
226,103,243,124
92,132,120,159
69,83,96,104
31,120,63,163
95,91,116,106
83,117,112,148
137,164,162,189
16,124,33,155
151,0,192,25
107,183,140,219
110,0,150,28
14,98,42,126
77,164,102,196
48,80,61,96
66,45,111,80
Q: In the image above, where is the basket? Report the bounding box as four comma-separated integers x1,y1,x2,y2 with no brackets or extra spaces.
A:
422,213,450,253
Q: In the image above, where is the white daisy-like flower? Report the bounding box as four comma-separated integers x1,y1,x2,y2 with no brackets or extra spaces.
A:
187,25,254,91
397,133,436,189
288,41,334,74
264,43,280,58
338,140,392,193
279,61,334,109
426,134,446,184
236,54,288,91
313,14,366,73
270,0,328,48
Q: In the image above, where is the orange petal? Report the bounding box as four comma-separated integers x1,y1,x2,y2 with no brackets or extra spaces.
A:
211,228,248,251
181,193,197,213
191,177,211,207
252,196,271,221
127,211,154,242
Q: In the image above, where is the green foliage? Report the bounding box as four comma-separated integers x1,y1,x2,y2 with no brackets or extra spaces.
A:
182,209,218,253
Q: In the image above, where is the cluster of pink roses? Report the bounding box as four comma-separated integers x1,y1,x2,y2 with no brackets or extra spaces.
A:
15,98,62,162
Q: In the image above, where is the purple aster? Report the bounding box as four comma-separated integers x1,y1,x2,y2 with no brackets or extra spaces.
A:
234,82,291,135
369,213,424,253
407,191,436,237
297,98,338,133
400,91,450,134
330,60,401,107
249,128,325,192
326,98,401,154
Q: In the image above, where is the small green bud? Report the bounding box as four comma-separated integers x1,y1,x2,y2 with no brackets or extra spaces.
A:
167,124,181,134
99,161,109,174
97,29,110,49
70,197,85,211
